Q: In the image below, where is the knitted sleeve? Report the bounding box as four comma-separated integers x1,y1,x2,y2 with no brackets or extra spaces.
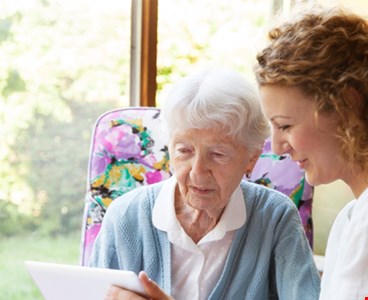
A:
88,187,143,270
272,200,321,299
88,183,171,291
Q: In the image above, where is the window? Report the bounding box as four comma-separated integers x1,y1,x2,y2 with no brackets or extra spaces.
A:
2,0,368,297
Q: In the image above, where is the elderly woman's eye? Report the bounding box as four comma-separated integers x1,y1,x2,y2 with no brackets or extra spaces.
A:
212,152,226,158
177,147,191,154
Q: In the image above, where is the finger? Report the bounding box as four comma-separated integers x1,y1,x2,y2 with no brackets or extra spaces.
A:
105,285,147,300
138,272,174,300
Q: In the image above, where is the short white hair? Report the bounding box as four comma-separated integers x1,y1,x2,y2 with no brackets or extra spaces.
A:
161,68,270,154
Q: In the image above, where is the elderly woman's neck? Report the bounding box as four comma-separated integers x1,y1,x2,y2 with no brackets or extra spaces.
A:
175,200,224,244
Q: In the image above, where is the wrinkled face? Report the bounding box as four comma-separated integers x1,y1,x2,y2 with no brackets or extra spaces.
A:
169,127,257,214
259,85,345,186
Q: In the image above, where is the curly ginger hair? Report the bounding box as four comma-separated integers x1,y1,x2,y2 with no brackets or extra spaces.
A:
255,5,368,169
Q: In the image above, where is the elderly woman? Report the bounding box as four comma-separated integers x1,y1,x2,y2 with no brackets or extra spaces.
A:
89,68,320,299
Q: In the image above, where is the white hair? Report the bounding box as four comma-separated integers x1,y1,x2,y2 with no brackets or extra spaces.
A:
161,68,270,154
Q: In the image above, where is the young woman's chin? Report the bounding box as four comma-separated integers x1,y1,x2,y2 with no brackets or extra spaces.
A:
305,171,336,187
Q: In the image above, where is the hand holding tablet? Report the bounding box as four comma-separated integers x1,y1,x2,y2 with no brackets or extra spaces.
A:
25,260,147,300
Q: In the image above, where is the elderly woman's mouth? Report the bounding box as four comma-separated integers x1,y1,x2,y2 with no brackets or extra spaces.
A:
191,186,213,193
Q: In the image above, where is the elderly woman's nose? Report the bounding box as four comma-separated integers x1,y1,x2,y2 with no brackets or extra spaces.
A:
191,154,209,173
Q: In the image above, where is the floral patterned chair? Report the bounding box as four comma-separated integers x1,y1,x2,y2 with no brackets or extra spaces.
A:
248,138,314,248
80,107,314,266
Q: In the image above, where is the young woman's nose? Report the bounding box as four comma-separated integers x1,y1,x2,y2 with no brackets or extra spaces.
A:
271,134,291,156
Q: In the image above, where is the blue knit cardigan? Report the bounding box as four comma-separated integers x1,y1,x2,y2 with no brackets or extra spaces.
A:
90,180,320,299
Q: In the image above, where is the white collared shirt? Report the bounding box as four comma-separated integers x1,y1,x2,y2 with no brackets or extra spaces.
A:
152,176,246,300
320,187,368,300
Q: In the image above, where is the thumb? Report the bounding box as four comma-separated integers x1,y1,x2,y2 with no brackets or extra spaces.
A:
138,271,174,300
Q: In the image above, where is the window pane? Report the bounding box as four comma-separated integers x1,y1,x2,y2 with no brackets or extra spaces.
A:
0,0,131,259
156,0,273,104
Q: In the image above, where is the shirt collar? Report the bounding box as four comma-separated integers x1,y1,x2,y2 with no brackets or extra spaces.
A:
350,186,368,219
152,176,246,243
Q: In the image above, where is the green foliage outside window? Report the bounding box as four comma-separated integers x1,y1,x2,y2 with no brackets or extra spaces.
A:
0,0,131,237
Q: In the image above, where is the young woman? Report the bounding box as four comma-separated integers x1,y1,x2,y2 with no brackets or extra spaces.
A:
255,6,368,300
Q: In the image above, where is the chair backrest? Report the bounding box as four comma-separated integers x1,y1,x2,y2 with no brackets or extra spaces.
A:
80,107,172,266
80,107,314,265
247,138,314,248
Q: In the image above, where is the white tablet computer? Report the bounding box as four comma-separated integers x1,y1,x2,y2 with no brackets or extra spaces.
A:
25,260,146,300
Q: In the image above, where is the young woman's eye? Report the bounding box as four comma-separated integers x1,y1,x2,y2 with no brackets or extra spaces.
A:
278,125,290,131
